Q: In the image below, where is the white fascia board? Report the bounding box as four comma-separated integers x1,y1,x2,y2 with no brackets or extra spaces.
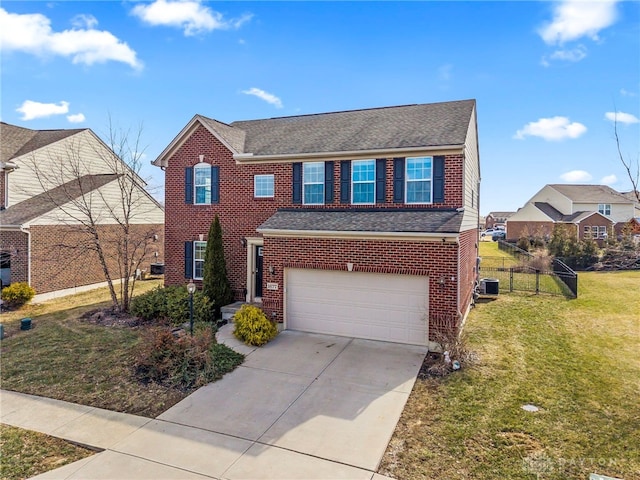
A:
257,228,460,243
235,145,465,164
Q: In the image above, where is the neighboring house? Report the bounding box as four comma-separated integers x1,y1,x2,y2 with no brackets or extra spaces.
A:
0,122,164,300
507,184,637,244
154,100,481,348
485,211,514,229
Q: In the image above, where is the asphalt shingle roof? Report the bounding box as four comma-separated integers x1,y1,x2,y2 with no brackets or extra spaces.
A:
258,209,464,234
0,174,119,226
222,99,475,156
549,184,632,204
533,202,601,223
1,122,85,163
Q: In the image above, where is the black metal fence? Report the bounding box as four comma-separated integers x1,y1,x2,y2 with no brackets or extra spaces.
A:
481,240,578,298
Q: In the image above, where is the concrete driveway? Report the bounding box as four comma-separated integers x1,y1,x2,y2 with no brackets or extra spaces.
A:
23,328,427,479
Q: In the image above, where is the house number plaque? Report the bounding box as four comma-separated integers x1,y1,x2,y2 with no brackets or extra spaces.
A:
266,282,279,291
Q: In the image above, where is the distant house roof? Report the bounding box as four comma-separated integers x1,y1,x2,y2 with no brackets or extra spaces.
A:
154,99,477,165
487,211,515,219
549,184,631,204
619,190,640,203
0,122,85,164
258,208,464,235
532,202,612,224
0,174,120,226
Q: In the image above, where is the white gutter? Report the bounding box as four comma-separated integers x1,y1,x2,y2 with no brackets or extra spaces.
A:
235,144,465,164
257,228,460,243
20,226,31,286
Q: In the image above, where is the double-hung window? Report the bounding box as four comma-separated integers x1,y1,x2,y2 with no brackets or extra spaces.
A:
583,226,592,239
405,157,432,203
598,204,611,216
303,162,324,205
351,160,375,204
254,174,274,198
194,164,211,204
193,241,206,279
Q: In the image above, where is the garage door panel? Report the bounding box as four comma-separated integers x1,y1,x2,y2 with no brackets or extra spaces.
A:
286,269,428,346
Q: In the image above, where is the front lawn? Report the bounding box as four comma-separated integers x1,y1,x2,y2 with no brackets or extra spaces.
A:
380,270,640,479
0,280,242,418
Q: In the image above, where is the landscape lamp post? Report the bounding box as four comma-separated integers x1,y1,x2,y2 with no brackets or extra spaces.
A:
187,280,196,336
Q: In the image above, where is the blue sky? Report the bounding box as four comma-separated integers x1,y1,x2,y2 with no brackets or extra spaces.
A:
1,0,638,215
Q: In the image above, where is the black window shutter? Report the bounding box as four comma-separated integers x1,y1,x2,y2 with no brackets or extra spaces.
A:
375,158,386,204
211,166,220,203
184,241,193,279
185,167,194,204
324,161,334,203
433,156,445,203
393,158,405,203
340,161,350,204
292,162,302,204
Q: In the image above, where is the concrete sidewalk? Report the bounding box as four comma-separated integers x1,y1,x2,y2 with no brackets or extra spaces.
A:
1,326,426,479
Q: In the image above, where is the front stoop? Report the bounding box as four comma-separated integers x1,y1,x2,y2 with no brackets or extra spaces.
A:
220,301,264,323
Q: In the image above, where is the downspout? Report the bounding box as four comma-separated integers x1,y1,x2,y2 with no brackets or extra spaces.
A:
20,226,31,286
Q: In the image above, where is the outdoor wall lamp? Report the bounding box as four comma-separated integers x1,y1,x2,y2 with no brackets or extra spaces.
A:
268,265,275,275
241,237,247,248
438,276,447,286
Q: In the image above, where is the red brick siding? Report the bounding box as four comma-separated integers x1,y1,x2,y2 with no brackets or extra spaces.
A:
164,125,467,298
28,224,163,294
457,229,479,322
507,221,554,242
261,236,461,341
0,230,29,285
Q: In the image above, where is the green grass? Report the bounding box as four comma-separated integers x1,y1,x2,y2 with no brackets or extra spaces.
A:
0,424,94,480
380,270,640,480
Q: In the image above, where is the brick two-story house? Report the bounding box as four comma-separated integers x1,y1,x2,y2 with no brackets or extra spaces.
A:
154,100,480,348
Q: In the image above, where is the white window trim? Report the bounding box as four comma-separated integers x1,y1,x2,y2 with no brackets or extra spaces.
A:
405,156,433,205
194,163,211,205
351,159,376,205
303,161,324,205
254,174,275,198
193,241,206,280
598,204,611,216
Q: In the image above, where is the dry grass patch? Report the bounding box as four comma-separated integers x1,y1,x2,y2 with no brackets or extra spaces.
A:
0,425,94,480
380,271,640,480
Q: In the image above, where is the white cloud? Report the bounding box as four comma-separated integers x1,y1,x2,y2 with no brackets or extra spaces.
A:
242,87,283,108
131,0,252,36
547,45,587,62
538,0,619,45
514,116,587,141
0,8,141,70
620,89,637,97
16,100,69,120
604,111,639,124
67,113,86,123
71,14,98,29
438,64,453,81
601,174,617,185
560,170,592,183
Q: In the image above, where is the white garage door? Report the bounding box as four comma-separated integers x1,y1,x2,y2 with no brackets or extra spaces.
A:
285,268,429,346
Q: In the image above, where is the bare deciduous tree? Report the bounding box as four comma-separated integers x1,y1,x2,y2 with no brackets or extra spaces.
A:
21,119,162,312
612,111,640,203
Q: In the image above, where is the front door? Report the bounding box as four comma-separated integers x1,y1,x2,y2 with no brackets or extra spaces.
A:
254,246,263,298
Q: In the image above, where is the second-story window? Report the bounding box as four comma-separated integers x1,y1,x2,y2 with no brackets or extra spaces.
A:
254,174,274,198
303,162,324,205
352,160,375,204
194,163,211,204
405,157,432,204
598,204,611,216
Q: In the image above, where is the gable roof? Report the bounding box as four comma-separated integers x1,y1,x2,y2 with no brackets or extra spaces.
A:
153,99,476,166
548,184,632,204
532,202,613,224
258,208,464,236
0,174,120,226
487,211,515,219
1,122,85,164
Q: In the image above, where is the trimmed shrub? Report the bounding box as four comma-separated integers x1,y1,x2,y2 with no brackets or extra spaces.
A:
233,304,278,346
130,286,214,326
1,282,36,308
134,327,243,389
